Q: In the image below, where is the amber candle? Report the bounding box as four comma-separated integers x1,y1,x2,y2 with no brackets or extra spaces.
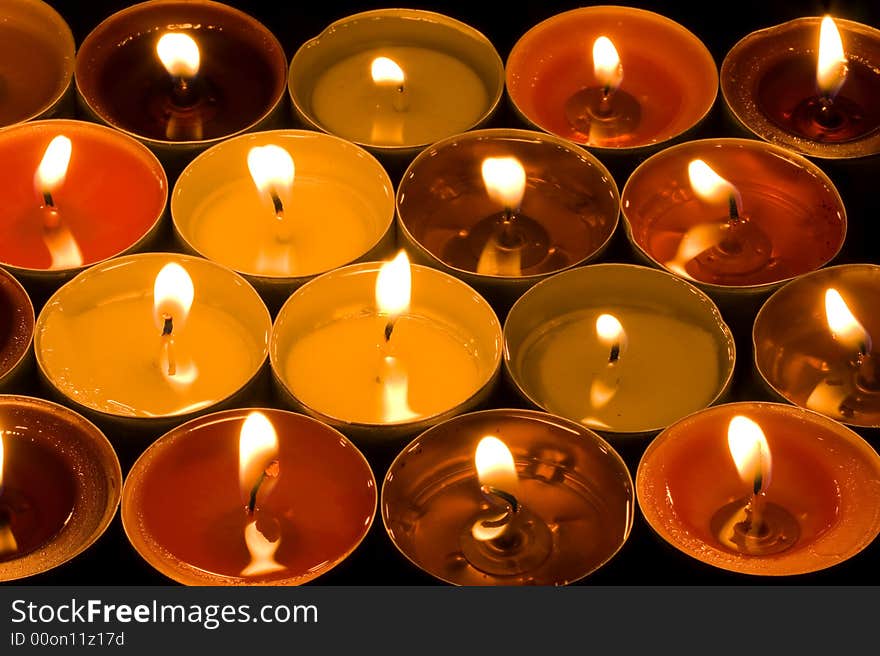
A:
0,119,168,305
621,138,846,308
396,128,620,317
0,395,121,582
753,264,880,429
0,0,75,127
506,7,717,156
122,408,376,585
0,270,34,395
637,402,880,576
382,409,634,585
75,0,287,172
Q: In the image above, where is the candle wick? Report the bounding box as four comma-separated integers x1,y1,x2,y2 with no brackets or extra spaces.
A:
728,194,740,222
608,342,621,364
171,76,197,106
247,459,280,515
392,84,408,112
479,484,519,525
161,314,176,377
384,318,397,343
270,190,285,221
42,190,55,209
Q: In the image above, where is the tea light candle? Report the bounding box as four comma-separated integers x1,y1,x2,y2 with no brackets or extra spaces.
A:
172,129,395,313
637,402,880,575
0,270,34,395
506,7,717,154
0,119,168,304
122,408,376,585
504,263,735,436
381,408,634,585
34,253,271,442
621,138,846,305
721,15,880,159
271,252,502,443
0,0,75,127
0,395,121,582
288,8,504,164
753,264,880,429
74,0,288,172
396,128,620,317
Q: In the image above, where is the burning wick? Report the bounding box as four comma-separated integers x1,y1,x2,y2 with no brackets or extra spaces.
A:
596,313,626,365
247,460,280,516
824,288,877,391
247,144,295,243
688,159,742,221
35,135,71,219
728,415,771,537
471,436,519,542
592,36,623,116
239,411,280,516
153,263,194,378
156,32,201,106
371,56,408,112
817,16,848,110
376,250,411,344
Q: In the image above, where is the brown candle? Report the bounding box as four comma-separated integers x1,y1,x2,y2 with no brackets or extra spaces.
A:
0,270,34,394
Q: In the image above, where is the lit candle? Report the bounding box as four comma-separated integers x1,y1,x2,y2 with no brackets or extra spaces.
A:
34,254,271,441
382,408,634,585
288,9,504,161
0,0,75,127
270,252,502,442
637,402,880,575
0,120,168,299
171,129,395,313
506,6,717,152
621,138,846,304
0,396,121,582
753,264,880,428
75,0,288,168
122,408,376,585
0,269,34,394
721,15,880,158
396,128,620,316
504,263,735,435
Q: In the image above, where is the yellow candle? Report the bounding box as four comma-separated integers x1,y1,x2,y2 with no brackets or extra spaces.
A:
505,263,735,435
36,254,271,421
271,256,502,440
172,130,394,280
310,46,488,147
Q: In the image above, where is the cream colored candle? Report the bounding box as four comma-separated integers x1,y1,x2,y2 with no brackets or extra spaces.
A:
271,254,502,439
311,46,488,147
505,263,735,435
36,254,270,420
172,130,394,280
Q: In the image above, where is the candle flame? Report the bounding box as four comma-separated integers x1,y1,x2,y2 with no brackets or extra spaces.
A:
593,36,623,92
241,520,285,577
688,159,740,205
475,435,518,497
239,411,279,496
157,32,200,78
375,250,411,318
481,156,527,210
381,355,418,422
152,262,194,332
817,16,848,97
727,415,772,491
825,288,871,353
247,145,295,197
596,313,624,346
371,56,405,86
35,135,72,195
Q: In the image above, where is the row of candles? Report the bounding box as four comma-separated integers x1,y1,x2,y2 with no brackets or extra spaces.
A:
0,0,878,586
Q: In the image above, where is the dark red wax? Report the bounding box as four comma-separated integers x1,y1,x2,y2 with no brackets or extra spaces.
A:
0,270,33,382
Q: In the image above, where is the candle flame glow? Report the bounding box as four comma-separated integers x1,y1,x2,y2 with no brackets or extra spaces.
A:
238,411,280,497
727,415,772,491
817,16,848,97
156,32,200,78
44,225,84,269
247,145,295,196
825,288,871,353
35,135,72,195
475,435,518,497
375,250,411,318
153,262,195,332
370,56,405,86
593,36,623,92
481,156,527,210
688,159,740,205
596,313,624,346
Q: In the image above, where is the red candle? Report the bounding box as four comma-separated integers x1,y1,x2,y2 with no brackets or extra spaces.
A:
0,270,34,394
506,6,717,152
637,402,880,576
0,396,121,582
122,408,376,585
0,0,75,127
0,120,167,284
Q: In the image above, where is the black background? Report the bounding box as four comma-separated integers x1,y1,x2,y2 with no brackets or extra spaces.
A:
9,0,880,587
